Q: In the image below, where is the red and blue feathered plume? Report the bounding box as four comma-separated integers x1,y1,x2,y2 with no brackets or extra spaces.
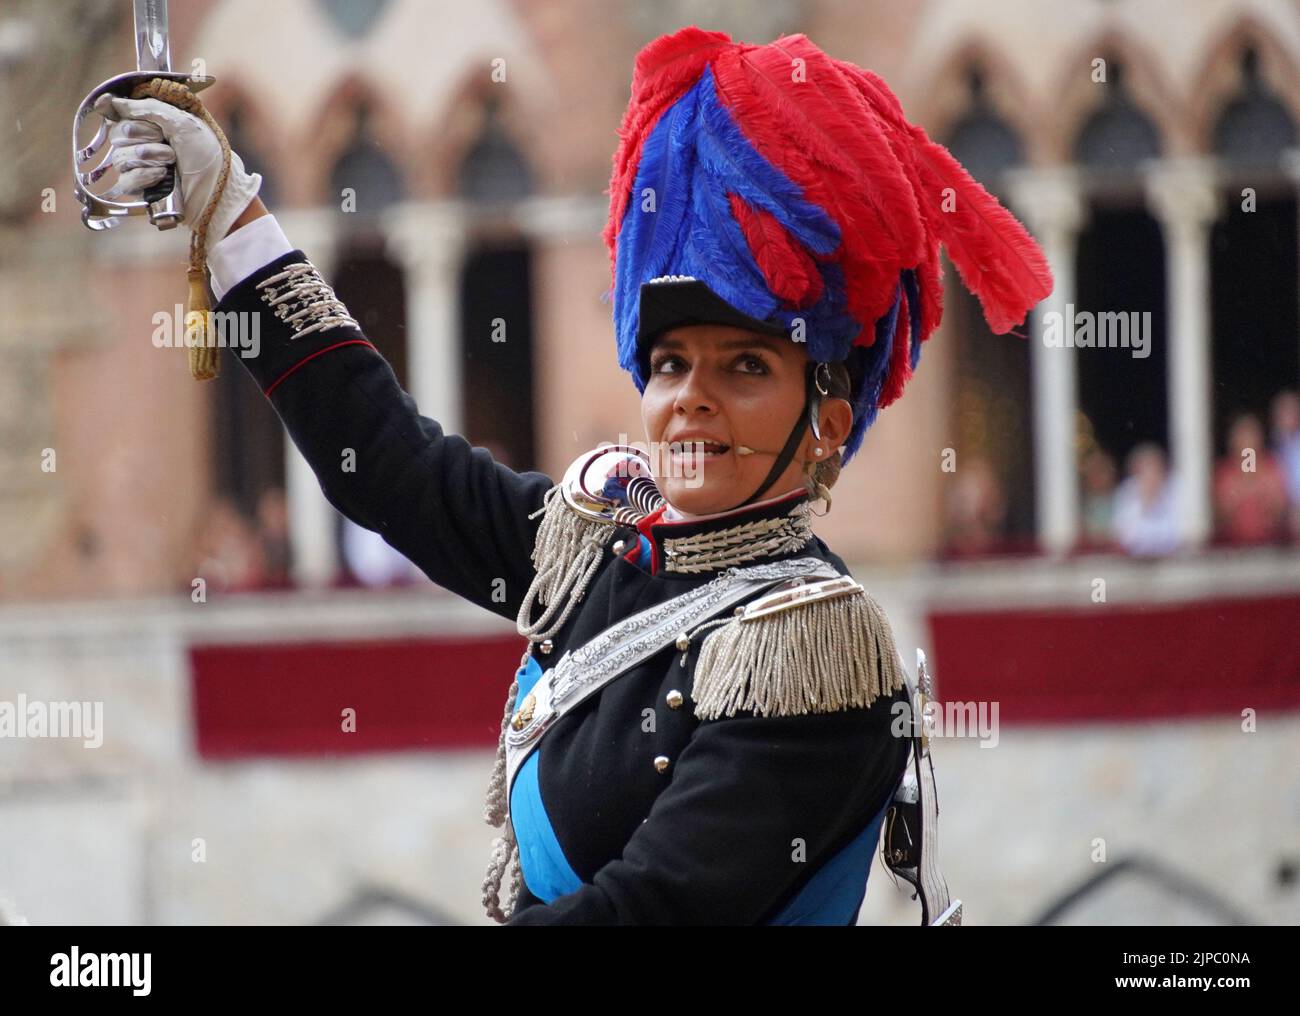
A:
605,27,1054,464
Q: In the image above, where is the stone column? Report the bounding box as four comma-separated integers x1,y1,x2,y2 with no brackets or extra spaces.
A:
272,208,342,588
513,194,607,470
1004,167,1087,556
1144,157,1220,550
380,201,467,433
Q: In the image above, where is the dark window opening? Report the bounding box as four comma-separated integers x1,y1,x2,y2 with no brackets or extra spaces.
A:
1210,194,1300,448
458,244,536,472
1074,205,1169,466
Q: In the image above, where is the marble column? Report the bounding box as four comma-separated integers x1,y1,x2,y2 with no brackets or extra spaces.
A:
272,208,342,588
1144,157,1220,550
513,194,607,470
1004,167,1087,556
380,201,467,434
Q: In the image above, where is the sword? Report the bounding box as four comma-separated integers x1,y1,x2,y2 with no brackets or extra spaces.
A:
882,648,964,926
72,0,216,231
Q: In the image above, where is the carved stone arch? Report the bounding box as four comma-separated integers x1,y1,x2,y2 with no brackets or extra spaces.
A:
300,72,416,208
421,67,540,202
1048,30,1185,165
1188,15,1300,156
915,37,1043,167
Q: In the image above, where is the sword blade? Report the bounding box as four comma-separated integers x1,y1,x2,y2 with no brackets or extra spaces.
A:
134,0,171,73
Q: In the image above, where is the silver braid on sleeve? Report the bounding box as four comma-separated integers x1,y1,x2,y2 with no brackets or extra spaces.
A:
254,260,360,338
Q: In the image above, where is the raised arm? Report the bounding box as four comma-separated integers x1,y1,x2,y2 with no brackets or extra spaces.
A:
103,92,556,619
208,219,553,619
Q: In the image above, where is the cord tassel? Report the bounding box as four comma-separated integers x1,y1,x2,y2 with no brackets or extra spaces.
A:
481,816,520,924
130,76,233,382
480,672,521,923
185,262,218,380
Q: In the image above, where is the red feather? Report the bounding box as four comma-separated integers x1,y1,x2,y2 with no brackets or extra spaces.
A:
604,27,731,274
837,61,1054,334
879,282,914,407
711,39,925,333
605,27,1055,429
727,192,823,307
908,135,1054,333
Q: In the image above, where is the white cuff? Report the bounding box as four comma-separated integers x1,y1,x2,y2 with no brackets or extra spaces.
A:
207,213,294,303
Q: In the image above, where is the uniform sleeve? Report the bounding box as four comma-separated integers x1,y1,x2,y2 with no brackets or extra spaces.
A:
506,690,910,925
206,213,293,302
212,248,554,621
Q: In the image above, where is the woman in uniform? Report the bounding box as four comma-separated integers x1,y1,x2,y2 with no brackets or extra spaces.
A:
105,27,1051,924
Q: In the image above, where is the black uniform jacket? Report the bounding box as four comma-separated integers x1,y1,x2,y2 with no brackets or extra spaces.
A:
215,249,912,925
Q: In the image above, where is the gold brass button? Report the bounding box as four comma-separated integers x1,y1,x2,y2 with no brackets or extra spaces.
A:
654,755,670,773
666,689,684,709
539,638,554,655
612,539,626,555
674,633,689,651
511,693,536,731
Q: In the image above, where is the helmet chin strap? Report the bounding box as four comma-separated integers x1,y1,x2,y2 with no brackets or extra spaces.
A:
715,362,819,514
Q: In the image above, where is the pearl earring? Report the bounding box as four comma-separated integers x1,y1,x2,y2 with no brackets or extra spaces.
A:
813,447,824,458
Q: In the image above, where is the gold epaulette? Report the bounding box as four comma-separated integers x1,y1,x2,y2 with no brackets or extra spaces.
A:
690,576,906,720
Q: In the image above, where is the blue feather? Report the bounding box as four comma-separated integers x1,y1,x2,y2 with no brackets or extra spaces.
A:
841,346,874,465
840,281,902,463
692,70,839,256
614,65,846,380
902,268,923,371
614,79,702,380
610,62,926,461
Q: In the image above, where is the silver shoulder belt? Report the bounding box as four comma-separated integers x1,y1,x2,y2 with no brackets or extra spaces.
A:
504,556,841,796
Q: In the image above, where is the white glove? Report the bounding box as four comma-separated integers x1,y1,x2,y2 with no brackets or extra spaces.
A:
96,94,262,245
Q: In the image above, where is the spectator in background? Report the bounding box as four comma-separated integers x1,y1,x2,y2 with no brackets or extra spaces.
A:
255,486,293,588
193,497,264,592
340,516,421,587
336,439,513,588
1080,448,1119,548
942,456,1007,557
1271,389,1300,541
1213,412,1288,546
1112,442,1181,557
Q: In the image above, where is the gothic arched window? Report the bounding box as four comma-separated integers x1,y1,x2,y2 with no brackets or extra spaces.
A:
455,97,533,207
1213,48,1296,167
942,70,1025,188
1073,62,1163,171
327,102,405,217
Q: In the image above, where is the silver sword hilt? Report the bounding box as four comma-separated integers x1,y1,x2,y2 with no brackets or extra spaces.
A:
72,70,215,232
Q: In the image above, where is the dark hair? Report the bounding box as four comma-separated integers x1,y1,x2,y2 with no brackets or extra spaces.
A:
807,360,853,503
